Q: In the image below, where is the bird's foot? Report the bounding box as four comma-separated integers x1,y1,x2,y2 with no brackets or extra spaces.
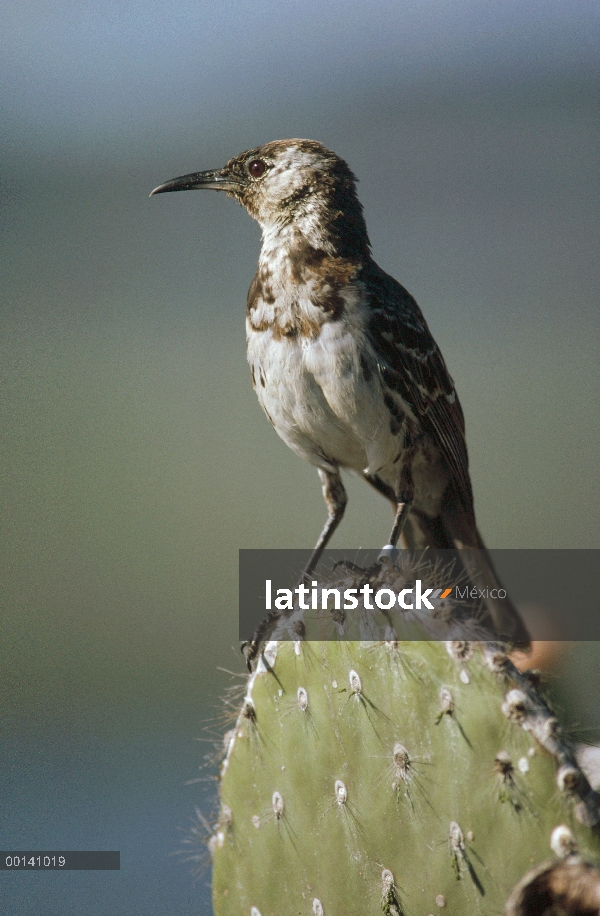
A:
331,559,366,576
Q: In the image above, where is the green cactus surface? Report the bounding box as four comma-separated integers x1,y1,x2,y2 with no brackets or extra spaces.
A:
211,636,600,916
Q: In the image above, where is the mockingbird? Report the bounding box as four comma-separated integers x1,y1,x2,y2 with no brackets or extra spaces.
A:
151,138,530,647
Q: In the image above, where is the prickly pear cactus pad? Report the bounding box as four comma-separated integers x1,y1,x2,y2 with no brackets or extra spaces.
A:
211,638,600,916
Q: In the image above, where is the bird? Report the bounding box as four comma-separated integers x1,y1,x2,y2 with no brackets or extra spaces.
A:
151,138,530,647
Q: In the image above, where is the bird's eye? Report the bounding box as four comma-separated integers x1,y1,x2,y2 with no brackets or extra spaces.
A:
248,159,266,178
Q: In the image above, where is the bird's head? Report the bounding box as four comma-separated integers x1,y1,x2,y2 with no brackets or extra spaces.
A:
151,139,370,257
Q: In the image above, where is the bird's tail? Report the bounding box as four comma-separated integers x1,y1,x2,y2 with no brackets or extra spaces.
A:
402,486,531,649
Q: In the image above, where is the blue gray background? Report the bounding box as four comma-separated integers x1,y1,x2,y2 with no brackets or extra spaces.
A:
2,2,599,913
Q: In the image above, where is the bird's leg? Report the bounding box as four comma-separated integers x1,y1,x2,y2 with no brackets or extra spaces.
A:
243,470,345,669
383,462,414,555
244,469,347,672
363,472,397,506
301,468,348,581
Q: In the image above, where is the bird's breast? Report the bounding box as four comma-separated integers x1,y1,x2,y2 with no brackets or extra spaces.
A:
245,286,411,477
246,291,356,467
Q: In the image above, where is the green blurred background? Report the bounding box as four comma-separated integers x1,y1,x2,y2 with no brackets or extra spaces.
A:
2,2,599,913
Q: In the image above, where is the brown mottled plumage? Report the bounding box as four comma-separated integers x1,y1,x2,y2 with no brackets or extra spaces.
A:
151,138,529,647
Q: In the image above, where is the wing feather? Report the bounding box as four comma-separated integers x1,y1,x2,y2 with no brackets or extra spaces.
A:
362,263,474,519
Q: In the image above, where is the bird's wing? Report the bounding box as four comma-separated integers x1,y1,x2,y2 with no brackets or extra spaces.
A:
362,263,474,519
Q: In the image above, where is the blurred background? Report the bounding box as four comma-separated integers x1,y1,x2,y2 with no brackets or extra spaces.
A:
2,1,599,913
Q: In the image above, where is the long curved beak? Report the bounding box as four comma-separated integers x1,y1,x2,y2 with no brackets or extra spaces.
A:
150,168,238,196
